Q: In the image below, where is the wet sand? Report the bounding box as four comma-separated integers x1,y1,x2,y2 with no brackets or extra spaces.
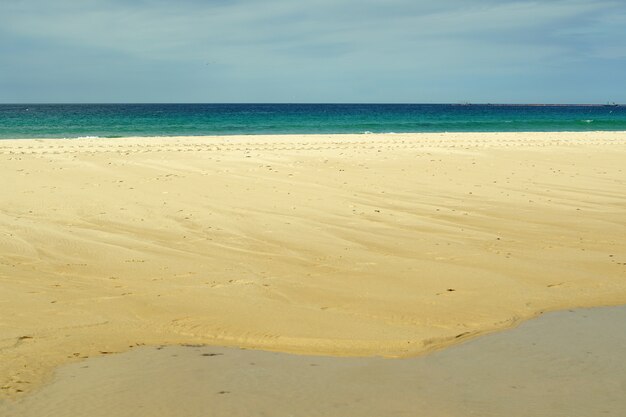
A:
1,132,626,397
2,304,625,417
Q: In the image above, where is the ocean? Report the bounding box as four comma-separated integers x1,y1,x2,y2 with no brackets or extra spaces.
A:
0,103,625,139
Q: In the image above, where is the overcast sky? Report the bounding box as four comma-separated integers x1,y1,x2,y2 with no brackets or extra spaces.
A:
1,0,625,103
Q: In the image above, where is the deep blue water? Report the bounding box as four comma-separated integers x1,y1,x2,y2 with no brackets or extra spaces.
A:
0,103,625,139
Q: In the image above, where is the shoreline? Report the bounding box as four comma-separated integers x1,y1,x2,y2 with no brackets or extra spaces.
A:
1,131,626,398
1,129,626,142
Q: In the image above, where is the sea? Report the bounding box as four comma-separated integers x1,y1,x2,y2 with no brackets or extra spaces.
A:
1,103,625,139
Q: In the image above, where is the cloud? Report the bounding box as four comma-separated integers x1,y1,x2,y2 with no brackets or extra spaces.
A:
0,0,624,102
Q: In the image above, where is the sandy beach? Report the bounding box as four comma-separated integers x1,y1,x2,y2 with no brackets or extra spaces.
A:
1,131,626,398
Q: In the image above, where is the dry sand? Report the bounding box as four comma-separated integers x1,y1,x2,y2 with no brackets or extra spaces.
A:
1,132,626,398
2,305,625,417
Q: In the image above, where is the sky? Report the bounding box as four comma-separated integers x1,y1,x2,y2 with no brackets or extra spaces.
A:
0,0,625,103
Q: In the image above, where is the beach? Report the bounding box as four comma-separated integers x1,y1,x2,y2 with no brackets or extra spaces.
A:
1,131,626,398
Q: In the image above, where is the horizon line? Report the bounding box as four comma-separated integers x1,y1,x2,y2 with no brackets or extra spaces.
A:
0,102,622,106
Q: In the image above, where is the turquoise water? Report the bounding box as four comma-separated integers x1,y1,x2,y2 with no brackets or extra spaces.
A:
1,104,625,139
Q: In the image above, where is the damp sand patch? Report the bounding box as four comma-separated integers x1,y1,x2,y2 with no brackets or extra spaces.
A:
2,304,625,417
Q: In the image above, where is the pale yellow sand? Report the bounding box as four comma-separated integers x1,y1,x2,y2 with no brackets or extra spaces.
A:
1,132,625,397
